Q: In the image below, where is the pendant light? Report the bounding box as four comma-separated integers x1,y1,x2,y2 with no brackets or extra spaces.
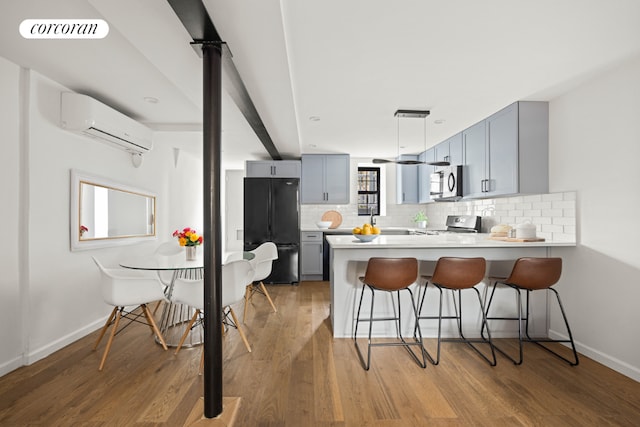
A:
372,109,450,166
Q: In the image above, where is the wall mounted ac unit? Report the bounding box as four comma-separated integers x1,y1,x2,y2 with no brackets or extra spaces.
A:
60,92,152,155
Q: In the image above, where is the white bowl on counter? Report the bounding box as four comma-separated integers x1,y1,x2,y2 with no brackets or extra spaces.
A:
316,221,333,229
353,234,379,242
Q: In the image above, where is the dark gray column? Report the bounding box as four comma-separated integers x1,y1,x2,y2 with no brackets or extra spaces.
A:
202,42,223,418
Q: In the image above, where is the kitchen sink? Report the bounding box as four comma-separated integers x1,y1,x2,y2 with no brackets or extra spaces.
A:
378,228,410,235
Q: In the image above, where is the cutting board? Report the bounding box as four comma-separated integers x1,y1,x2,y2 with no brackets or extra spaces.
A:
488,236,546,242
321,210,343,229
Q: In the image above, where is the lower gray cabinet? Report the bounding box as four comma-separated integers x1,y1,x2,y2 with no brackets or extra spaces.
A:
301,231,323,280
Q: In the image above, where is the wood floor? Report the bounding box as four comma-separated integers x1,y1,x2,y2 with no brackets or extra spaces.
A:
1,281,639,426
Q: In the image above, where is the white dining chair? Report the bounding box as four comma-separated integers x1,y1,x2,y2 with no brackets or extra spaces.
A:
172,259,255,371
91,256,168,371
152,241,184,314
243,242,279,322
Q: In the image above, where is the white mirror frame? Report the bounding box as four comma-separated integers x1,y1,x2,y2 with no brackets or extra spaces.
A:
70,169,157,251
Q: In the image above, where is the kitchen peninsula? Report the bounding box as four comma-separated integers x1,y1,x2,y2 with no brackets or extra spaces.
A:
326,233,575,339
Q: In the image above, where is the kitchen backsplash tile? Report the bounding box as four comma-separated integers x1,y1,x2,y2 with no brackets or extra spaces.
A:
301,191,577,243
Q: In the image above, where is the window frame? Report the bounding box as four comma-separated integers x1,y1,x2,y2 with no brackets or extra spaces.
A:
357,166,381,216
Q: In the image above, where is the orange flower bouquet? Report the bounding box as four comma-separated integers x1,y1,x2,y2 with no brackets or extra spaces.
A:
172,227,204,247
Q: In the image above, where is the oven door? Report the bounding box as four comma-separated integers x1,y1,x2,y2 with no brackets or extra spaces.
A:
441,166,463,200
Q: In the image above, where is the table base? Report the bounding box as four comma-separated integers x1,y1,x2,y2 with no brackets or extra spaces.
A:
156,301,204,348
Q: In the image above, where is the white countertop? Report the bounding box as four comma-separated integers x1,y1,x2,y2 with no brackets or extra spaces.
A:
301,226,415,233
325,233,575,248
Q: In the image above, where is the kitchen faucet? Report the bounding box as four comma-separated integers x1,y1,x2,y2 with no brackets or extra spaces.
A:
370,207,376,226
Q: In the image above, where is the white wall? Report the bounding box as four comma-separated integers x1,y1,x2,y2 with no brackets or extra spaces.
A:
0,56,23,373
225,170,245,254
0,60,206,375
547,54,640,381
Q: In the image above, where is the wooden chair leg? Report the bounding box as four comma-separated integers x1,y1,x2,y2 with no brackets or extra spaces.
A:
229,307,252,353
243,284,252,323
142,304,168,350
93,307,117,350
175,309,200,355
152,299,163,316
260,281,278,313
98,309,122,371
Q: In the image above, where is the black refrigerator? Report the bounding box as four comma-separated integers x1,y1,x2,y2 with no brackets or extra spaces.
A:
243,177,300,284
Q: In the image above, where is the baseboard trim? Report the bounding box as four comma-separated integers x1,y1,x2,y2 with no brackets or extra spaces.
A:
26,316,107,366
549,330,640,382
0,355,26,377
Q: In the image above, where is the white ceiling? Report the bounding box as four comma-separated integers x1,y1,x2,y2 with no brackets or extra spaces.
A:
2,0,640,169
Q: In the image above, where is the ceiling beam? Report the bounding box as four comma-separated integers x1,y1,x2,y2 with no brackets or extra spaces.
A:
166,0,282,160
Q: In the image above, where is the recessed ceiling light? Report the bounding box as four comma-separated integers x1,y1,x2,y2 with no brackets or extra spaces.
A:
309,116,320,121
144,96,159,104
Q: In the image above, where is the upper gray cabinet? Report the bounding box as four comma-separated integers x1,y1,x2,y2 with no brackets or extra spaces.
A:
462,120,488,198
463,101,548,199
435,132,464,169
301,154,350,204
396,154,419,204
246,160,301,178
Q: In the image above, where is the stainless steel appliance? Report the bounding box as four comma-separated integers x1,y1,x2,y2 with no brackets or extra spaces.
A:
244,177,300,284
415,215,481,235
430,165,463,201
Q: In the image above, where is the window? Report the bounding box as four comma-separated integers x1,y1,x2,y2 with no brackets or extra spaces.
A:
357,167,380,216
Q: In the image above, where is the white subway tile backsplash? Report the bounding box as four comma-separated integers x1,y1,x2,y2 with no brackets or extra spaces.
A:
551,200,575,210
532,201,552,210
542,224,565,233
301,191,577,242
553,216,576,226
542,209,564,217
542,193,564,202
523,209,542,217
532,217,552,225
523,194,542,203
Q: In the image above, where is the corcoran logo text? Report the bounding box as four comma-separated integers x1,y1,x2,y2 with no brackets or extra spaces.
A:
20,19,109,39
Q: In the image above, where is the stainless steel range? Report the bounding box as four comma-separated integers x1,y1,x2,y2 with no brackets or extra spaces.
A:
415,215,481,235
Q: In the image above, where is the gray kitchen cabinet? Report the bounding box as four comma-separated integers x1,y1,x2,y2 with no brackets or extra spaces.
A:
300,231,323,279
434,132,464,175
246,160,301,178
418,148,435,203
396,154,419,204
301,154,350,204
462,120,487,198
463,101,548,199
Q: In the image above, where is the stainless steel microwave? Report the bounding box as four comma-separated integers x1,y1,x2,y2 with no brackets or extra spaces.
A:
430,165,463,201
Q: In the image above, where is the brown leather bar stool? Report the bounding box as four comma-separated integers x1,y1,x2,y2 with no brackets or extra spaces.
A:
417,257,496,366
354,257,426,370
483,257,579,366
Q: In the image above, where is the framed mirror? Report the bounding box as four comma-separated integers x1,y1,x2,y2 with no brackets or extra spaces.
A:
70,169,156,251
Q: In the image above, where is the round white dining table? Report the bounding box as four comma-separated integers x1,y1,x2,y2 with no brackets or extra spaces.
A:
119,251,254,347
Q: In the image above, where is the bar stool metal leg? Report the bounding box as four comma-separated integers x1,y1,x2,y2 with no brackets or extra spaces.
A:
484,257,579,366
353,257,426,371
417,257,496,366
